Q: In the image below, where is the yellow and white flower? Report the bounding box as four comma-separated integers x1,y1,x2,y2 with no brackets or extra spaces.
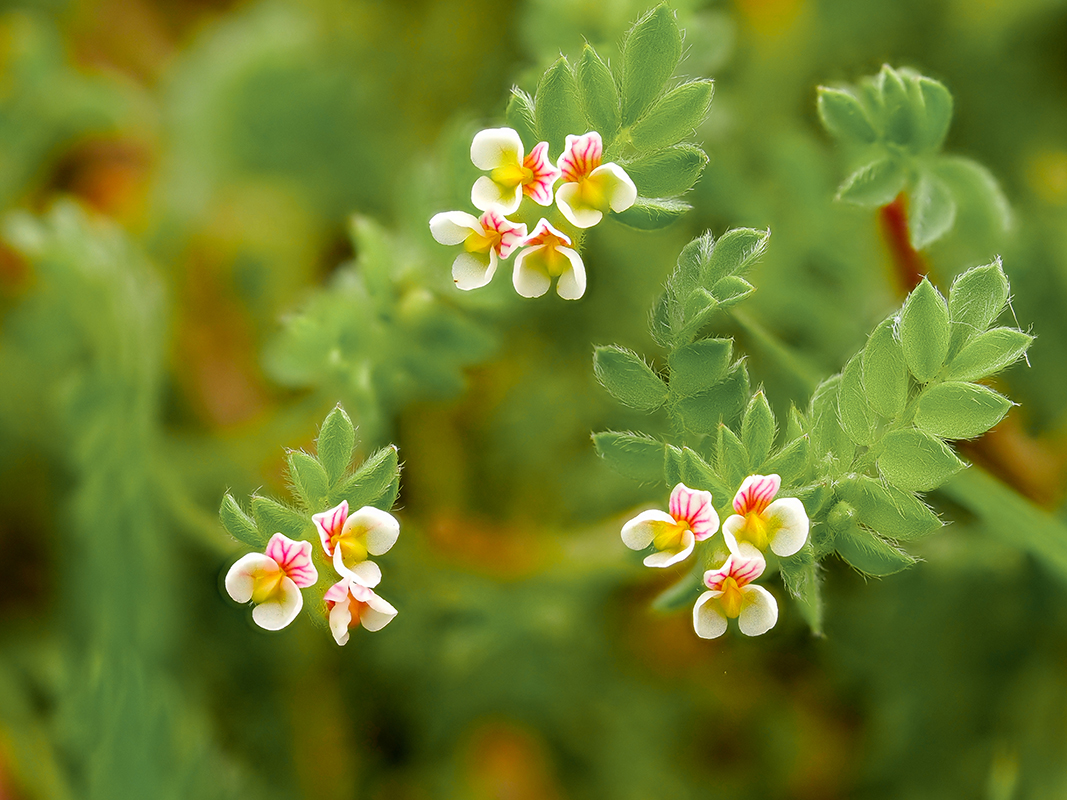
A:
555,131,637,228
225,533,318,631
621,482,720,568
470,127,561,214
429,208,527,291
722,474,809,557
693,548,778,639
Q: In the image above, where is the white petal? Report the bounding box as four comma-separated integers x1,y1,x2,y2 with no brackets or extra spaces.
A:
591,163,637,212
737,585,778,636
360,593,398,632
643,529,695,568
251,576,303,631
620,509,675,551
554,182,603,228
554,247,586,300
328,599,353,646
470,127,523,170
766,498,810,557
224,553,276,603
721,514,744,554
693,591,728,639
430,211,479,245
452,250,496,291
512,246,551,298
471,176,522,214
343,506,400,557
334,547,383,588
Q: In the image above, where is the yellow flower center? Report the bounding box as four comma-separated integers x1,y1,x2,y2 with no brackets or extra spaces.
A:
464,229,498,254
738,512,770,551
339,535,369,566
492,162,532,189
720,577,743,619
652,520,690,552
573,175,607,210
250,568,283,604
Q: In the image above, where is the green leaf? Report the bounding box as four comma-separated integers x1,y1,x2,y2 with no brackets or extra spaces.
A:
630,80,714,152
741,391,775,468
621,4,682,126
933,157,1012,240
251,496,310,539
711,275,755,308
835,526,917,575
505,88,537,149
836,156,906,206
947,327,1032,382
764,436,810,486
862,318,908,418
701,227,770,285
675,360,750,434
593,431,666,483
668,337,732,398
915,381,1012,440
835,475,941,540
330,444,400,509
288,451,329,509
716,424,750,489
593,345,668,411
909,169,957,249
914,75,952,151
535,57,584,156
809,376,855,470
880,64,913,147
900,278,950,383
612,197,691,229
219,493,266,548
779,548,823,634
878,429,965,491
318,405,356,484
838,355,877,445
664,446,730,498
817,86,877,144
948,258,1010,345
577,44,620,142
622,144,708,198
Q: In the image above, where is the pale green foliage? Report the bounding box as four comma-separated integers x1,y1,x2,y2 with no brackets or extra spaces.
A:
819,65,1011,249
507,3,713,229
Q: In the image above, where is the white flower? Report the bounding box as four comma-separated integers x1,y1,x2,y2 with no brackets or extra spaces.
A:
693,548,778,639
721,474,809,558
429,208,527,291
312,500,399,588
554,132,637,228
512,219,586,300
470,127,561,214
324,577,398,646
621,482,720,568
225,533,318,631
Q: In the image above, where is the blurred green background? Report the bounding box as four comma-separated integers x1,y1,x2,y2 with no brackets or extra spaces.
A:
1,0,1067,797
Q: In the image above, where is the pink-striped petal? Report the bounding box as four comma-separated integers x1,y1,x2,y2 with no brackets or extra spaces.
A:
522,141,561,205
313,501,349,557
667,483,719,541
479,210,527,257
265,533,318,588
558,132,603,182
703,550,766,591
732,474,781,516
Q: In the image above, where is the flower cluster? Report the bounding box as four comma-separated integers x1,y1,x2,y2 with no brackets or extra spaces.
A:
430,128,637,300
225,501,400,645
621,475,809,639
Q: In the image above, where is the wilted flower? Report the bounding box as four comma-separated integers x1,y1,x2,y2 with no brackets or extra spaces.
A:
324,577,398,646
621,482,720,567
429,208,527,290
225,533,318,631
555,131,637,228
693,548,778,639
512,219,586,300
722,474,809,557
313,500,399,587
470,127,561,214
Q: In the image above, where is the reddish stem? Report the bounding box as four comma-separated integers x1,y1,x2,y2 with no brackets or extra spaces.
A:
878,192,927,294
